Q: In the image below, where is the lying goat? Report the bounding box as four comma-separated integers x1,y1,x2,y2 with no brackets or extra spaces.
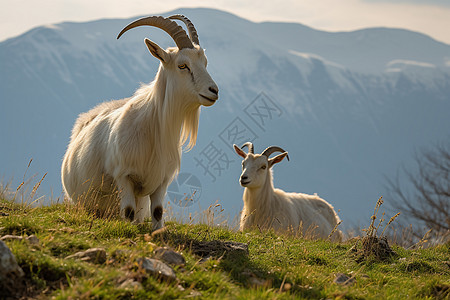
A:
234,142,342,241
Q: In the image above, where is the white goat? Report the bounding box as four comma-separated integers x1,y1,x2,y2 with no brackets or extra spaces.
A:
61,15,219,230
233,143,342,241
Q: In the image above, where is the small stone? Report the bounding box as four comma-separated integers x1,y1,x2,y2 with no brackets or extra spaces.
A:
154,247,186,266
334,273,355,286
118,278,142,290
282,282,292,291
137,257,176,281
66,248,107,264
0,240,25,295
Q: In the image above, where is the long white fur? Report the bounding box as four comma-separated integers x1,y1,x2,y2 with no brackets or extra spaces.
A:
234,145,342,241
62,39,218,230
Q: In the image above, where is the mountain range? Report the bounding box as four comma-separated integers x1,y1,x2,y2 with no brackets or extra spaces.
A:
1,8,449,229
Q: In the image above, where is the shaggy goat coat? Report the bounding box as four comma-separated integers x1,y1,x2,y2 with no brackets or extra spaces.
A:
62,67,199,213
241,169,342,240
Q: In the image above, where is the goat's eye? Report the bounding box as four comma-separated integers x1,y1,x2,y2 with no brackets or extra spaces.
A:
178,64,188,70
261,165,267,170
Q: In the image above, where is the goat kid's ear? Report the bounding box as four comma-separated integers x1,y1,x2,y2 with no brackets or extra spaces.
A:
233,144,247,159
268,152,289,168
145,38,168,63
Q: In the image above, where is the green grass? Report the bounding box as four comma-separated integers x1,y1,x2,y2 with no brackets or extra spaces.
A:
0,198,449,299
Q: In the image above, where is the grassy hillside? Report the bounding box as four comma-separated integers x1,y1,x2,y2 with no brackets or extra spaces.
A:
0,198,449,299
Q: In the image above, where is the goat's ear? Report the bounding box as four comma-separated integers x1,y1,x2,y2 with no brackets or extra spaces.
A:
145,38,168,63
268,152,289,168
233,144,247,159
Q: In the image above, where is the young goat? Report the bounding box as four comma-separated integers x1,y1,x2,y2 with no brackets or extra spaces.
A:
234,143,342,241
62,15,219,230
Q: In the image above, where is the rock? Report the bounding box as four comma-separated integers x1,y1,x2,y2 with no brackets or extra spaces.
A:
334,273,356,286
154,247,186,266
191,240,249,258
137,257,176,281
118,278,143,291
0,240,25,295
66,248,107,264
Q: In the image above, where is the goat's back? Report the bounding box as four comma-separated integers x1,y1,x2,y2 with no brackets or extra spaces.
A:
71,98,129,142
276,190,341,239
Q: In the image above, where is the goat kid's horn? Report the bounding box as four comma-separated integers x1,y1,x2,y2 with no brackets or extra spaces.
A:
261,146,290,161
169,15,200,46
117,15,194,50
241,142,254,154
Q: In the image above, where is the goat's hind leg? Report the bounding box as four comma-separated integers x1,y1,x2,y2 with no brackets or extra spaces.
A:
116,177,137,222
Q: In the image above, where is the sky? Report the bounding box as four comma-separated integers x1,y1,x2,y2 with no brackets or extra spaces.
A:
1,0,450,45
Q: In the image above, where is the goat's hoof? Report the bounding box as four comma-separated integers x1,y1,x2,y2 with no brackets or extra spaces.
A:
152,206,163,222
124,206,135,221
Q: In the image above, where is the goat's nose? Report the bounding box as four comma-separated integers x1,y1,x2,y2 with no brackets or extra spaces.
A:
241,175,248,180
209,86,218,95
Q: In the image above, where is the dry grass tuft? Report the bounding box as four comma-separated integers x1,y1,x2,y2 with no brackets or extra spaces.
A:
351,196,400,262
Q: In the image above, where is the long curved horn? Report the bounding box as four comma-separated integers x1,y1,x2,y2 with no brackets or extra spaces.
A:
117,16,194,49
241,142,254,154
169,14,200,46
261,146,290,161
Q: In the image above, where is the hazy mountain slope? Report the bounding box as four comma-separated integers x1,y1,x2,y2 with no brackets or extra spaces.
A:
1,7,449,227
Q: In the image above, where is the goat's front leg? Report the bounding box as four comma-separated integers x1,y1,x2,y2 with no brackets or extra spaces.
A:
116,177,137,222
135,195,150,223
150,179,169,231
